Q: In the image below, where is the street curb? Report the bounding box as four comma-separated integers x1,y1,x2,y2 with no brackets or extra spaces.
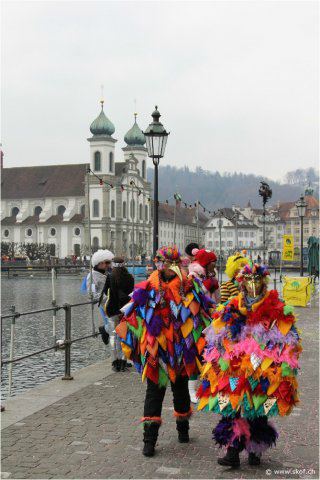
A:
1,359,112,430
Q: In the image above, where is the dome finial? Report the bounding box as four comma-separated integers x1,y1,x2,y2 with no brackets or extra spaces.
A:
124,111,146,147
90,90,115,136
100,84,104,109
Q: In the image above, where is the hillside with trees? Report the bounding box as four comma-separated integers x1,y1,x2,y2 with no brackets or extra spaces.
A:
147,166,318,209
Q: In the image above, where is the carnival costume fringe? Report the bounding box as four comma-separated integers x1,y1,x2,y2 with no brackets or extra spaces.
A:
116,270,215,388
197,280,301,455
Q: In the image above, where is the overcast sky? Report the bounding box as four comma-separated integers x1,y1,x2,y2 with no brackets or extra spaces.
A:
2,0,318,180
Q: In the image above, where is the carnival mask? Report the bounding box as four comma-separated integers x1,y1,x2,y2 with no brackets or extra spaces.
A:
155,261,164,271
243,274,264,298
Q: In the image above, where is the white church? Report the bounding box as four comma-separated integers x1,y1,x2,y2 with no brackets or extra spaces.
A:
1,102,153,258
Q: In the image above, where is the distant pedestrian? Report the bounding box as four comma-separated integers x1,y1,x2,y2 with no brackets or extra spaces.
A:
257,254,262,264
86,249,114,345
103,257,134,372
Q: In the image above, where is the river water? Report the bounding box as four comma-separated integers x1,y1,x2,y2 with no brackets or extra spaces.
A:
1,274,110,399
1,269,300,399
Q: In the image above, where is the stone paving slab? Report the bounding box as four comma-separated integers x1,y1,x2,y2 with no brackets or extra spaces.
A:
1,303,319,480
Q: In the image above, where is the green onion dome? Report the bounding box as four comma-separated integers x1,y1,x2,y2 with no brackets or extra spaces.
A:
124,114,146,146
90,102,115,136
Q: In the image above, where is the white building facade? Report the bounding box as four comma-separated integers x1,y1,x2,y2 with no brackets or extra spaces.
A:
1,104,152,258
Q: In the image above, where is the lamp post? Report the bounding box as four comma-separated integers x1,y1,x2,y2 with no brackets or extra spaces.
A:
258,181,272,264
144,106,169,259
173,192,182,246
295,194,307,276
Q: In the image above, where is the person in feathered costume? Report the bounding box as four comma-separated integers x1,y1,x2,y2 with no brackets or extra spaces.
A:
188,248,219,403
220,252,250,303
116,246,214,457
197,263,301,467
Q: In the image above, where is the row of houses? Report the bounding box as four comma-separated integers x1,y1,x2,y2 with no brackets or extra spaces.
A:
1,102,318,259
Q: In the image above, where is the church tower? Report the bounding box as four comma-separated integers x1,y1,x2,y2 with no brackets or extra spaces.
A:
88,100,117,175
122,113,147,181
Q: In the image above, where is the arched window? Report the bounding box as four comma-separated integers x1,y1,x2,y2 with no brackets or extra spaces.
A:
94,151,101,171
142,160,146,179
92,237,99,252
145,205,148,222
111,200,115,218
11,207,19,218
130,199,135,220
57,205,66,216
93,199,99,217
34,206,42,217
109,152,114,172
139,204,143,220
123,201,127,218
80,205,85,216
122,231,127,249
74,244,80,256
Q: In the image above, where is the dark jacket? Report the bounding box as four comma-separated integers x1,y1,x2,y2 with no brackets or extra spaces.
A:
104,267,134,317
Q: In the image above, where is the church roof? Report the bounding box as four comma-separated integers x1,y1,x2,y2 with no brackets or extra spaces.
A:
158,202,208,227
1,164,88,199
90,102,115,137
124,115,146,146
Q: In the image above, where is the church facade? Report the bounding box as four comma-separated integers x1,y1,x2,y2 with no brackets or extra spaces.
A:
1,103,152,258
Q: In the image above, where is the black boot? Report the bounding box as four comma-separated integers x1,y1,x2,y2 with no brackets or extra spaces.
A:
120,359,127,372
112,359,120,372
248,452,261,465
142,422,160,457
99,326,109,345
176,420,189,443
217,447,240,467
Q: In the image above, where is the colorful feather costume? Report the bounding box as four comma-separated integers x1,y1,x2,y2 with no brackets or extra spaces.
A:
197,264,302,455
116,262,215,388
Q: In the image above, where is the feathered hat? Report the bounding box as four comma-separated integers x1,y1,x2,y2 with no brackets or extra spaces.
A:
156,246,182,280
236,263,270,283
225,252,250,280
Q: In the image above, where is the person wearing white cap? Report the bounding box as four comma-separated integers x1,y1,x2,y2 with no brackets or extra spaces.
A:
86,249,114,344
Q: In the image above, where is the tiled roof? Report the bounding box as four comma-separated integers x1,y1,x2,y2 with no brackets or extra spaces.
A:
158,202,208,227
1,213,84,225
1,216,17,225
275,196,319,220
1,164,88,199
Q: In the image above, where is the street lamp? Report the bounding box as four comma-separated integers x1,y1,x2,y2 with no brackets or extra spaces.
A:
258,181,272,264
295,194,307,276
144,106,170,258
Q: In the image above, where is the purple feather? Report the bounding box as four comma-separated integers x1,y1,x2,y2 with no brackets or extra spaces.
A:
193,315,200,329
146,315,163,337
132,288,149,305
184,333,194,349
248,417,278,446
183,345,196,364
213,418,233,446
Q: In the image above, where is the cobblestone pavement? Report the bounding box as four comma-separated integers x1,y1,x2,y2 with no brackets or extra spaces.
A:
1,303,319,480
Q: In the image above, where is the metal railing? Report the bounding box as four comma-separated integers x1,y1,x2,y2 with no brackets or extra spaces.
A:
1,300,99,396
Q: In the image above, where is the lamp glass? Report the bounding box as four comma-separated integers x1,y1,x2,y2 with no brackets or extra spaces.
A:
296,197,307,217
